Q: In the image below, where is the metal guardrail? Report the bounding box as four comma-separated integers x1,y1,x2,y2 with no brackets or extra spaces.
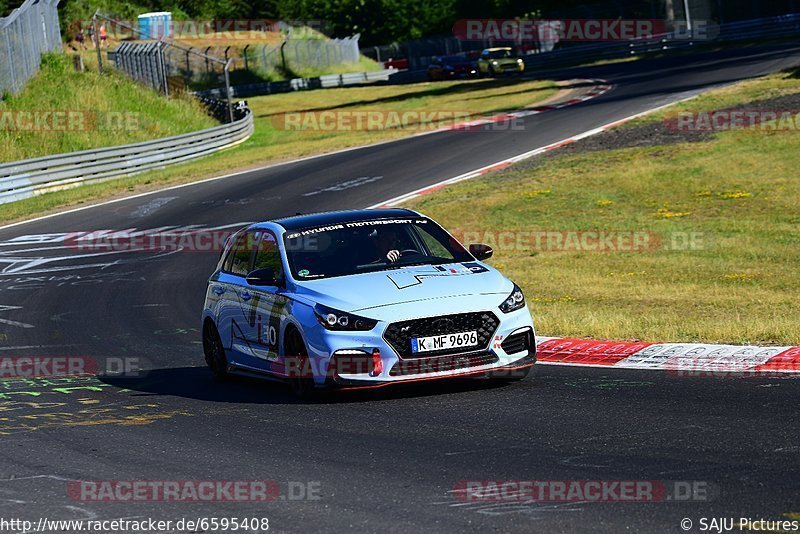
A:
196,68,398,99
0,103,254,204
508,14,800,70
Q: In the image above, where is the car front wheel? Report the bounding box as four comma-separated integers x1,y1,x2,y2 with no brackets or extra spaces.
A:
285,329,315,398
203,321,229,381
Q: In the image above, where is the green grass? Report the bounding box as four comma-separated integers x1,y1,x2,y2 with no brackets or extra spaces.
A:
0,53,217,162
405,69,800,345
0,76,559,224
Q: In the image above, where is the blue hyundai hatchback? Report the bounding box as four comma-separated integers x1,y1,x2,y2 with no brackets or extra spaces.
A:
201,209,536,394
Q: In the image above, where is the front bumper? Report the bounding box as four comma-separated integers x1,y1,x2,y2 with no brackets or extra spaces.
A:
305,307,536,388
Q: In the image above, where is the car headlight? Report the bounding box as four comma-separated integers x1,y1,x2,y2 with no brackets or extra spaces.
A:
499,284,526,313
314,303,378,331
492,60,499,65
517,58,523,64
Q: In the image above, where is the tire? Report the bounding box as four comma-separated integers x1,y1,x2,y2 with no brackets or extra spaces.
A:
203,321,230,381
285,329,315,398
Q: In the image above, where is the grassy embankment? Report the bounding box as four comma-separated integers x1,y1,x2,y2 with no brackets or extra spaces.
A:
406,69,800,345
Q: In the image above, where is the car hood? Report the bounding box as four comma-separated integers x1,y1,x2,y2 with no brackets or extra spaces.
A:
492,58,520,66
292,262,512,315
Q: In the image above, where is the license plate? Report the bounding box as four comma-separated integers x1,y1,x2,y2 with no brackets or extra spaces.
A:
411,331,478,353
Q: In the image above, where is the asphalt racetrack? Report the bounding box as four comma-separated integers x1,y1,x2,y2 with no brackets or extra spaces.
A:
1,45,800,532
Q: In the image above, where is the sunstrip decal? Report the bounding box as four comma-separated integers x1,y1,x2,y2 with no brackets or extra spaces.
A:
535,337,800,373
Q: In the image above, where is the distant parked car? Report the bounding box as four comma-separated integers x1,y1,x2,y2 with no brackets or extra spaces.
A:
477,47,525,77
427,55,478,81
383,58,409,70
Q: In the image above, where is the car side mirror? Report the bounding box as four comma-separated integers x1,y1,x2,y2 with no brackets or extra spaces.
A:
469,243,493,260
246,267,280,286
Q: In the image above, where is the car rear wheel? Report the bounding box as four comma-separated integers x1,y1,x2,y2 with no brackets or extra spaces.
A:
203,321,229,381
285,329,314,398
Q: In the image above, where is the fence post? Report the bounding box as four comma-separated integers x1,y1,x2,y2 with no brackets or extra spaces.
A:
280,40,288,72
158,40,169,96
224,59,234,124
243,44,250,71
93,12,104,74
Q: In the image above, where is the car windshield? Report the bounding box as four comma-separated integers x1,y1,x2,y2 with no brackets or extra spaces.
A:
283,218,472,280
487,49,513,59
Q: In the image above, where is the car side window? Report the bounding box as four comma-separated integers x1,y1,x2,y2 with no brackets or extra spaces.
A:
224,231,256,276
415,225,456,260
253,231,284,279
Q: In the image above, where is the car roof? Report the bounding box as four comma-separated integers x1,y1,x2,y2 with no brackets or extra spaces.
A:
268,208,421,232
484,47,513,52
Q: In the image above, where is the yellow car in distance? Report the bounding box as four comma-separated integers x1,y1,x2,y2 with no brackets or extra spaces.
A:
477,47,525,77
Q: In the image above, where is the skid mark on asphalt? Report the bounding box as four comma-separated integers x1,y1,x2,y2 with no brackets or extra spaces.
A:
437,489,585,517
129,196,177,218
560,377,655,390
0,375,192,435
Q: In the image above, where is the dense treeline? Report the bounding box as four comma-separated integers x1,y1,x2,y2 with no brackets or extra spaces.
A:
55,0,667,45
43,0,800,46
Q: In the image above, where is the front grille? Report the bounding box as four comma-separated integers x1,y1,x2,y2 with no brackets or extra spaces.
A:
501,329,532,355
383,311,500,358
389,352,499,376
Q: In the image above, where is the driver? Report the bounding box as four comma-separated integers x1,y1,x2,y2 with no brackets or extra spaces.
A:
371,227,411,263
375,227,400,263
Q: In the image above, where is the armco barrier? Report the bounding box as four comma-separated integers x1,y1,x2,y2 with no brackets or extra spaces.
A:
0,103,254,205
521,14,800,70
197,68,398,99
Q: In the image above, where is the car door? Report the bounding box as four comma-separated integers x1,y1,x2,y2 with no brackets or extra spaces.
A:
478,51,489,74
215,229,260,368
428,57,442,80
245,230,290,375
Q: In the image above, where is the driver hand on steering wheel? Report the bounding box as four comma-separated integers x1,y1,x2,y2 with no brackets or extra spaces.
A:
371,228,409,264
